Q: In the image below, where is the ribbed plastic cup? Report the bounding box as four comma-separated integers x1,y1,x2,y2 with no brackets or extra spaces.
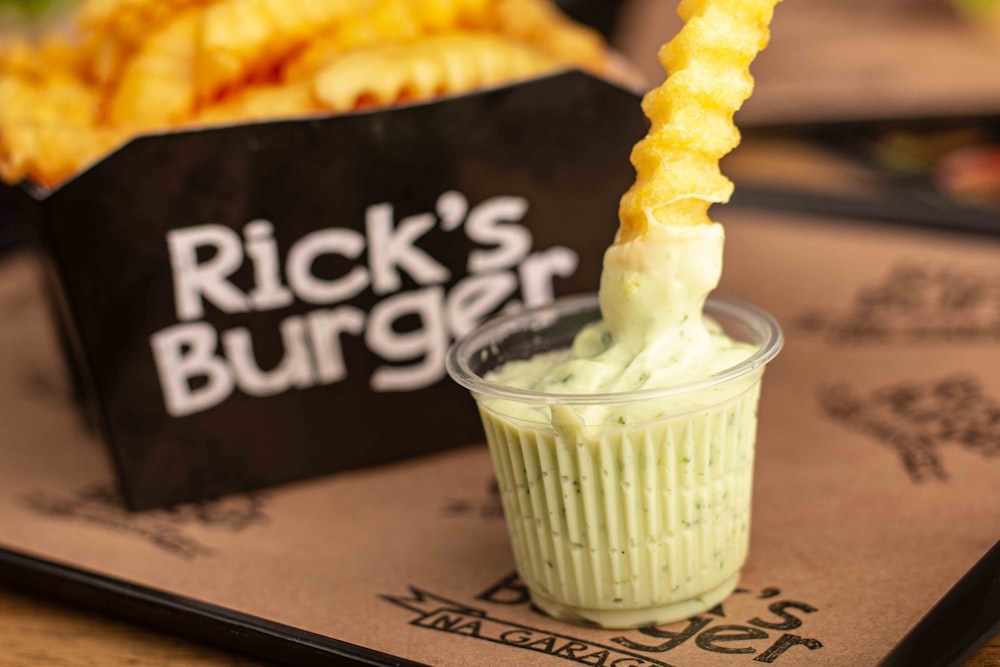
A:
446,294,783,629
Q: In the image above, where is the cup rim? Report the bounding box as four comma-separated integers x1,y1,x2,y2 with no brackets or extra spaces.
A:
446,294,783,406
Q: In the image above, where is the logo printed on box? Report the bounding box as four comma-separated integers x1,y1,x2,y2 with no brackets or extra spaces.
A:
152,191,579,417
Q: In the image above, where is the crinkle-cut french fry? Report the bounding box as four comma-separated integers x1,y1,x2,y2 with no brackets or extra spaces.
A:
78,32,129,87
312,32,555,112
194,0,373,101
0,73,101,130
617,0,780,240
77,0,211,86
0,0,608,188
106,10,202,131
282,40,343,82
287,0,605,83
281,0,498,81
0,73,120,187
281,0,421,80
192,81,319,124
408,0,492,30
336,0,421,48
79,0,207,38
0,123,126,187
490,0,606,72
1,38,84,83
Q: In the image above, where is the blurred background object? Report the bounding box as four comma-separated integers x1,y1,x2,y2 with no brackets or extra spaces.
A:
555,0,623,40
0,0,65,19
952,0,1000,24
0,0,73,35
617,0,1000,125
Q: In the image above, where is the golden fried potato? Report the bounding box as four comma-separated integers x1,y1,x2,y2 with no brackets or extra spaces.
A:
0,73,100,129
408,0,492,31
193,81,320,124
340,0,422,45
1,38,85,83
0,123,125,187
312,32,556,112
194,0,372,101
0,0,610,188
281,0,514,81
107,9,201,131
617,0,780,239
0,73,121,186
78,32,129,87
77,0,211,86
489,0,606,72
281,0,422,81
78,0,209,45
282,40,342,83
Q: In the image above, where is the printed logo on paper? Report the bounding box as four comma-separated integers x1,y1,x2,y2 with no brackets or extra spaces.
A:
795,263,1000,344
22,483,269,558
384,574,823,665
820,374,1000,482
442,477,504,519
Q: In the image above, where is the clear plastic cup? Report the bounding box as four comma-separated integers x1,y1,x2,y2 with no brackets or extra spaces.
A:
446,294,783,629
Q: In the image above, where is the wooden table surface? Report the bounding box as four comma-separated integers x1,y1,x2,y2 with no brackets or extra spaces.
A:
0,583,270,666
0,581,996,666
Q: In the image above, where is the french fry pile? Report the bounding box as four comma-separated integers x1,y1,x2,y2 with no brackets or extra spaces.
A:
617,0,780,239
0,0,609,188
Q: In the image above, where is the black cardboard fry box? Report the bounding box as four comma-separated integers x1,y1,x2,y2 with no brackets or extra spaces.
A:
12,70,648,510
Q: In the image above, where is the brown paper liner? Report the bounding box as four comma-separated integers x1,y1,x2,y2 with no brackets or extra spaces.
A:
0,206,998,665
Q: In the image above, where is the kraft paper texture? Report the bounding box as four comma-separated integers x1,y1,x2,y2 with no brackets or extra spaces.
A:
1,207,998,666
